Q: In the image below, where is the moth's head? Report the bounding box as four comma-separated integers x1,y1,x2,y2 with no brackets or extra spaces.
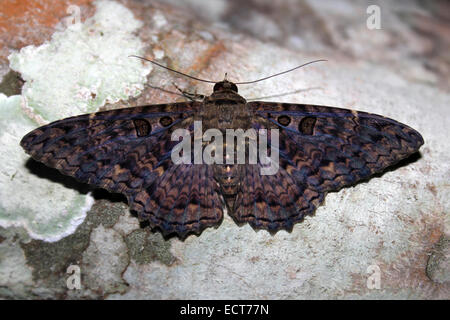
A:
213,80,238,93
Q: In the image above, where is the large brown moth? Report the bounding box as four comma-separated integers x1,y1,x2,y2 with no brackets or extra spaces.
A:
20,58,424,238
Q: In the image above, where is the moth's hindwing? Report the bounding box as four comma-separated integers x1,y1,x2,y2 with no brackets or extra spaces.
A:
230,102,423,231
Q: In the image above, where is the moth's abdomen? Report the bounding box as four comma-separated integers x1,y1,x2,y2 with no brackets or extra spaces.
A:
213,163,242,212
214,164,241,195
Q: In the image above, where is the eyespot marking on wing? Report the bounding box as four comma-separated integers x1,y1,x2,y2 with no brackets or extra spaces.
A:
133,119,151,137
160,116,173,127
299,116,316,135
277,115,291,126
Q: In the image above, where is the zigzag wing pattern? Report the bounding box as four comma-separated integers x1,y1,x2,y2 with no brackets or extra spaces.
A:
231,102,423,231
21,102,224,237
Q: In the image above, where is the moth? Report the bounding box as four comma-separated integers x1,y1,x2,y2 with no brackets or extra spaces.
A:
20,58,424,238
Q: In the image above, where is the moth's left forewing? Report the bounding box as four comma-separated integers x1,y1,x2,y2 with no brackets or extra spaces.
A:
247,101,424,193
20,101,227,238
20,102,199,195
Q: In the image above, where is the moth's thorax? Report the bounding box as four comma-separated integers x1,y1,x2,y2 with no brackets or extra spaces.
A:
202,89,249,130
207,90,247,105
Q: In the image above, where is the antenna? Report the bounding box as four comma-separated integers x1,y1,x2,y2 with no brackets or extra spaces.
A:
234,59,327,84
129,55,217,83
129,55,327,85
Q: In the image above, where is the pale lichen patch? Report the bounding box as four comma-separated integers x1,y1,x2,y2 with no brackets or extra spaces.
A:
0,94,93,242
8,0,152,122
